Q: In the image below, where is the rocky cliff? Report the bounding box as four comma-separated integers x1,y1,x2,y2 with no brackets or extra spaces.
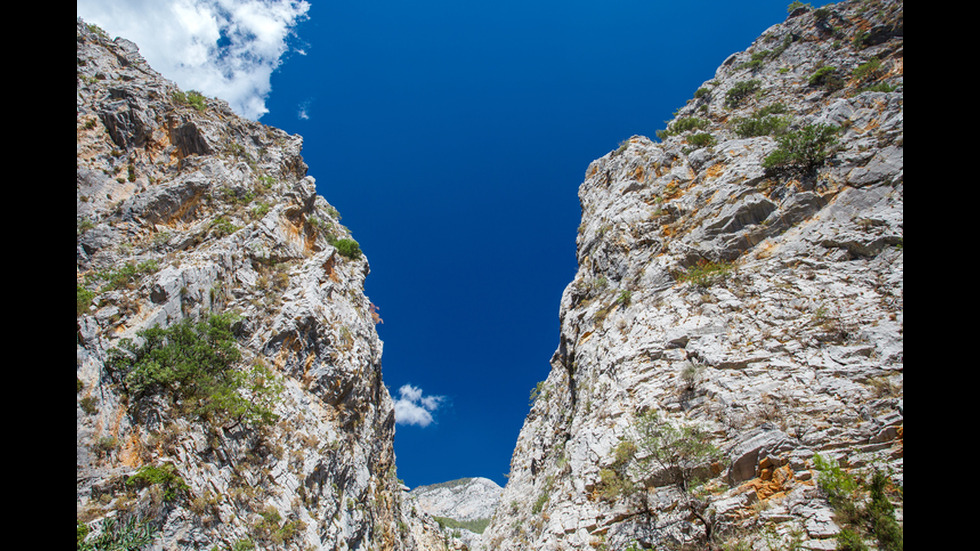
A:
76,19,415,550
406,477,504,549
482,1,903,550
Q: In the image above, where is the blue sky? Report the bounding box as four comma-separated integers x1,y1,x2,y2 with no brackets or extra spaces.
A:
78,0,828,489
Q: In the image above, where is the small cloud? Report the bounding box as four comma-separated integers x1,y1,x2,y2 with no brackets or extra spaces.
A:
394,384,444,427
297,99,312,120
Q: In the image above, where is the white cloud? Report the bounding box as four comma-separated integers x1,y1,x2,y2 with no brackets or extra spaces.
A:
77,0,310,121
393,384,444,427
297,99,312,120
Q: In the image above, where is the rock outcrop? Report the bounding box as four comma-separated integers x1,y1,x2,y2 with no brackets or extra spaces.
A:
482,1,903,550
407,477,504,549
76,19,414,550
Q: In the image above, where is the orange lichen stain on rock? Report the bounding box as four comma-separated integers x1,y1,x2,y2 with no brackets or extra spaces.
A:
281,214,304,245
892,425,904,458
738,461,798,503
322,254,341,283
632,165,645,181
119,431,147,469
704,162,726,180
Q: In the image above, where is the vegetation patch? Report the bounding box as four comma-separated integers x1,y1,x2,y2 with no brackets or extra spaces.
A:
332,237,362,260
677,260,733,287
656,116,710,140
126,463,190,502
730,103,792,138
725,79,762,108
172,89,208,112
813,454,904,551
77,515,158,551
107,312,282,428
433,516,491,534
762,123,841,173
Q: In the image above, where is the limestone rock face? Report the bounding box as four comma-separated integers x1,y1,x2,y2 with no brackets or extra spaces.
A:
409,477,503,524
76,19,413,551
482,2,903,550
406,477,503,549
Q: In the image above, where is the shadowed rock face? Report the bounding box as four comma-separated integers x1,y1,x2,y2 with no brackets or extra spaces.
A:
76,19,414,551
482,1,903,550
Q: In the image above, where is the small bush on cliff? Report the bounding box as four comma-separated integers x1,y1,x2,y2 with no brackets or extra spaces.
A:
762,123,840,173
631,410,721,492
77,515,158,551
597,440,637,501
812,454,903,551
620,410,723,544
92,260,160,291
678,259,733,288
126,463,190,502
808,66,844,90
107,312,281,428
173,89,208,112
333,238,362,260
77,284,96,316
731,105,792,138
725,79,762,108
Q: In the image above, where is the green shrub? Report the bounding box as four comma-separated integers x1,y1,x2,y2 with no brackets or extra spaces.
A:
173,89,208,112
851,58,882,82
597,440,637,500
529,380,546,407
127,463,190,502
334,238,362,260
77,515,158,551
835,529,869,551
107,312,281,428
93,260,159,291
678,260,733,288
531,491,549,514
737,51,771,71
867,470,903,551
856,82,897,93
630,410,721,492
808,66,844,90
432,516,491,534
669,117,710,134
687,132,716,148
210,216,240,237
812,455,903,551
725,80,762,108
813,453,858,508
731,105,793,138
77,284,97,316
762,123,840,173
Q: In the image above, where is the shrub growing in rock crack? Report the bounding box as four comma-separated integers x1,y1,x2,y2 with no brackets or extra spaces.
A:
762,123,841,174
106,312,282,429
625,410,724,544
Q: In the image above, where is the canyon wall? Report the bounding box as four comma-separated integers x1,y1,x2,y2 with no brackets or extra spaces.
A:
482,1,903,549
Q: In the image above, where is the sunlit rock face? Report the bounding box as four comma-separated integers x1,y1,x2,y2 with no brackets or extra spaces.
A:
76,18,415,551
482,1,903,549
